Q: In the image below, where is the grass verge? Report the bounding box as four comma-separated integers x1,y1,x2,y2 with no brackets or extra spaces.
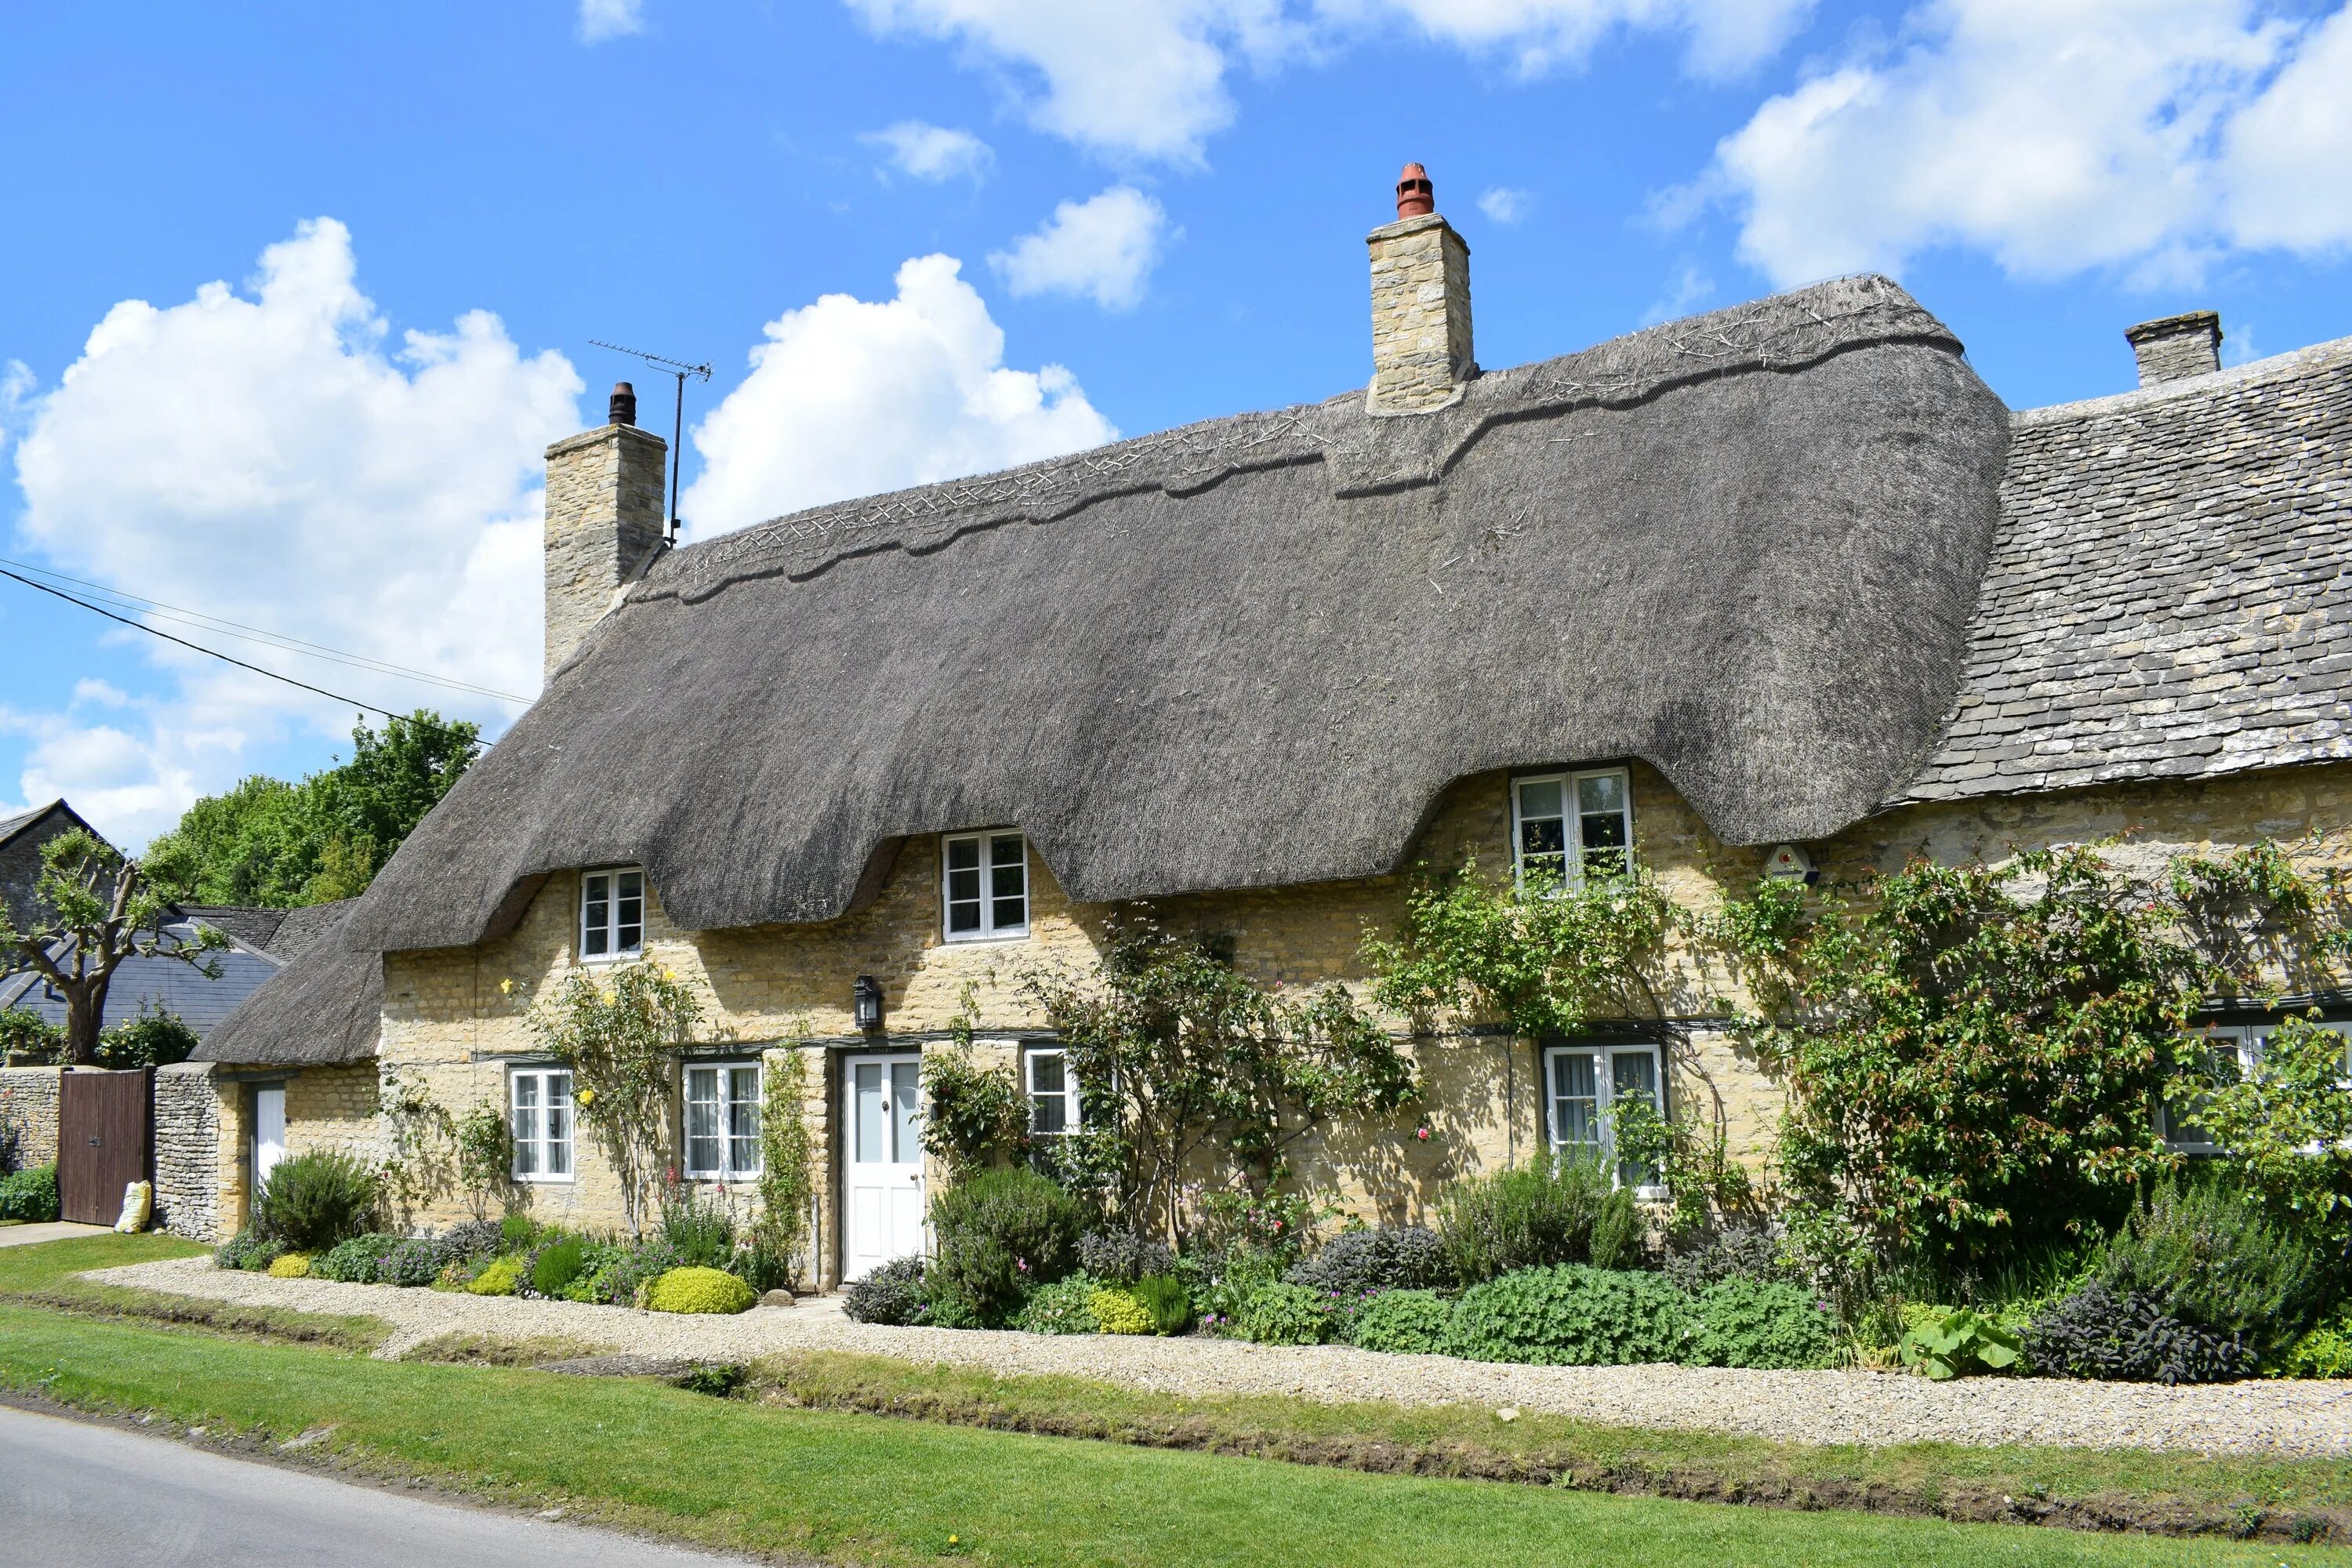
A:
0,1243,2344,1566
750,1350,2352,1542
0,1232,389,1352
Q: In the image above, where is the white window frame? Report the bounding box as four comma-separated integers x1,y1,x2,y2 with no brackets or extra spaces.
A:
1511,768,1634,888
682,1058,764,1182
509,1065,576,1183
1544,1041,1667,1200
2164,1019,2352,1154
579,866,645,963
942,831,1029,942
1024,1045,1083,1137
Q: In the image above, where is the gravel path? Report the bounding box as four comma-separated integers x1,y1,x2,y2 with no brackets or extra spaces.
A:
96,1258,2352,1457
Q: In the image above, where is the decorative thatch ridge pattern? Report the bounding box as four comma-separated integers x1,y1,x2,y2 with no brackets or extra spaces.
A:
195,900,379,1066
349,275,2010,952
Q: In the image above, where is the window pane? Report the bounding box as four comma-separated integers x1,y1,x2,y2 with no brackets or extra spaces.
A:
855,1062,884,1163
946,839,982,933
891,1059,922,1162
1552,1052,1599,1151
582,872,609,956
1609,1049,1659,1188
947,837,981,871
1030,1052,1068,1134
616,871,644,952
1577,772,1632,874
1517,779,1563,820
512,1075,539,1175
991,836,1028,931
546,1073,572,1175
728,1067,762,1178
1576,772,1624,816
686,1067,720,1175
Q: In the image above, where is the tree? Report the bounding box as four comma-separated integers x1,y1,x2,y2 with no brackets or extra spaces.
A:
529,962,702,1238
144,710,482,907
1022,920,1414,1246
0,829,225,1066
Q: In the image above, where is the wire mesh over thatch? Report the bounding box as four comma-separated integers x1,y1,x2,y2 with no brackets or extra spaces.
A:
195,901,379,1066
349,275,2011,953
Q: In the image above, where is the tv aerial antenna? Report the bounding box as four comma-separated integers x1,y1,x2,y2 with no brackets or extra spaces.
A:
590,339,712,544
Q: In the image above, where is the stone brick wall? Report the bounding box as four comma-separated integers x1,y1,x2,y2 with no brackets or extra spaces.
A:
154,1062,219,1239
357,757,2352,1276
0,1065,61,1170
1367,213,1473,414
544,423,666,677
2127,313,2223,386
285,1063,385,1164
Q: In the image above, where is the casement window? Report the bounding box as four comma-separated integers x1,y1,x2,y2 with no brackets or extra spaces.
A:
510,1067,575,1181
684,1061,763,1181
1025,1046,1083,1136
2164,1020,2352,1153
1544,1041,1666,1198
1512,768,1633,886
942,831,1029,941
579,867,644,961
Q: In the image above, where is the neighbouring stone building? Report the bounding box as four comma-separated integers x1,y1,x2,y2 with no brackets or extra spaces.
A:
190,168,2352,1283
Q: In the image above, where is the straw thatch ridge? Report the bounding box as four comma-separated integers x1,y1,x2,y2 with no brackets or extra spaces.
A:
348,274,2010,953
195,900,379,1066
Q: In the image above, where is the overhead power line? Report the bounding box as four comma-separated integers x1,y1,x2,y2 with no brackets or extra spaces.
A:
0,556,532,705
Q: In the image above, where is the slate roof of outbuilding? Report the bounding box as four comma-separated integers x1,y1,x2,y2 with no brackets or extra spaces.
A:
192,899,377,1067
1901,334,2352,803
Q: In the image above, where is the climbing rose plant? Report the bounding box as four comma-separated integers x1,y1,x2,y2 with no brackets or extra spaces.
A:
531,962,704,1238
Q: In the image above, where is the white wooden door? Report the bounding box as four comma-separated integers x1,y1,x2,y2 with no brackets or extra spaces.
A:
842,1054,925,1281
252,1086,287,1198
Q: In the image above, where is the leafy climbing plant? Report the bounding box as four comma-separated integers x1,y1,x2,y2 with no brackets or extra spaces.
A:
530,962,704,1238
452,1095,514,1222
757,1041,817,1287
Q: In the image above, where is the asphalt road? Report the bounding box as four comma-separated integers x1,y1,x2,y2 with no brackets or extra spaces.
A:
0,1403,760,1567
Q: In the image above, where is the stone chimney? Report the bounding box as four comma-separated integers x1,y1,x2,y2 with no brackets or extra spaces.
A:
1367,162,1475,416
2125,311,2223,387
543,382,666,677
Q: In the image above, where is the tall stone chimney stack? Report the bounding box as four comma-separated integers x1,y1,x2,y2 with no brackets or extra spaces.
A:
1367,162,1475,415
2125,311,2223,388
543,381,666,678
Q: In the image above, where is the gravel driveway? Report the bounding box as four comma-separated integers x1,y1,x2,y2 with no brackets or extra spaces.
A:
95,1257,2352,1457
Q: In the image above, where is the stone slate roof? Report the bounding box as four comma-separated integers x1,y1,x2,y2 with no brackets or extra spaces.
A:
194,900,378,1067
0,916,285,1041
175,904,290,954
347,275,2012,953
1903,334,2352,802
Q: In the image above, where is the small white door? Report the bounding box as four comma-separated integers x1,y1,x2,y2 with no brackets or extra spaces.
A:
252,1086,287,1198
842,1054,925,1281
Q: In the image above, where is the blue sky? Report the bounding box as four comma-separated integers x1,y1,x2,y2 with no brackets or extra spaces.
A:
2,0,2347,848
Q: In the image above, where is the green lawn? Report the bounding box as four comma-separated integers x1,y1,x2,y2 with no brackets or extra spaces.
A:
0,1236,2344,1567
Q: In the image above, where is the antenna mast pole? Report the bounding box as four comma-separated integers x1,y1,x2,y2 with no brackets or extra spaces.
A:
589,340,713,544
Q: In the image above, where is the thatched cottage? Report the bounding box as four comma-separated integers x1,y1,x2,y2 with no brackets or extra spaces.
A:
192,170,2352,1283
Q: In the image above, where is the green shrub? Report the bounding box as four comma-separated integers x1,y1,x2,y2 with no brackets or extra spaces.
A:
253,1150,380,1253
0,1163,60,1223
267,1252,313,1279
646,1265,756,1315
433,1219,504,1267
1446,1265,1697,1366
1348,1289,1454,1356
1091,1287,1154,1335
1287,1225,1450,1296
212,1230,282,1272
528,1235,591,1298
577,1240,680,1308
658,1184,736,1269
95,1002,199,1069
2281,1318,2352,1380
1078,1231,1177,1286
1239,1281,1336,1345
2096,1174,2323,1358
1899,1305,2024,1380
1131,1273,1192,1335
379,1237,440,1287
1014,1273,1102,1334
927,1167,1085,1326
1435,1153,1641,1284
465,1256,523,1296
499,1214,539,1251
842,1257,927,1326
314,1232,401,1283
1196,1246,1284,1333
2023,1283,2256,1384
1693,1278,1836,1369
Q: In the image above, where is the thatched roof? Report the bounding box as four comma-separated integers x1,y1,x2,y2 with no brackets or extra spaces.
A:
349,274,2009,953
1902,332,2352,802
194,899,378,1067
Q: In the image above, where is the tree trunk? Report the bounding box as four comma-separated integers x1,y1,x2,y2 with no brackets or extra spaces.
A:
64,985,103,1067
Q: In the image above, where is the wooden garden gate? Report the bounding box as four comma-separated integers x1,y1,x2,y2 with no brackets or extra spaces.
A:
58,1068,151,1225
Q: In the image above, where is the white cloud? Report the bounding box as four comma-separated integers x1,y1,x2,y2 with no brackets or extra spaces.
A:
1690,0,2352,287
865,120,996,182
1639,260,1715,324
680,253,1116,539
0,359,31,457
842,0,1807,163
8,219,581,844
1477,186,1534,224
989,186,1174,309
578,0,644,42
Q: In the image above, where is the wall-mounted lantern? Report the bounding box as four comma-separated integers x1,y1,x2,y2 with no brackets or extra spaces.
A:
853,975,884,1033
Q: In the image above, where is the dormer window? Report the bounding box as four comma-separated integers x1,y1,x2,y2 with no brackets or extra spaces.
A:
580,867,644,960
943,832,1029,942
1512,768,1632,885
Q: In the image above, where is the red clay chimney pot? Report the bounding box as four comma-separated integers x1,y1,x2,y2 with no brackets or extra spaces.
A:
1396,162,1435,220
